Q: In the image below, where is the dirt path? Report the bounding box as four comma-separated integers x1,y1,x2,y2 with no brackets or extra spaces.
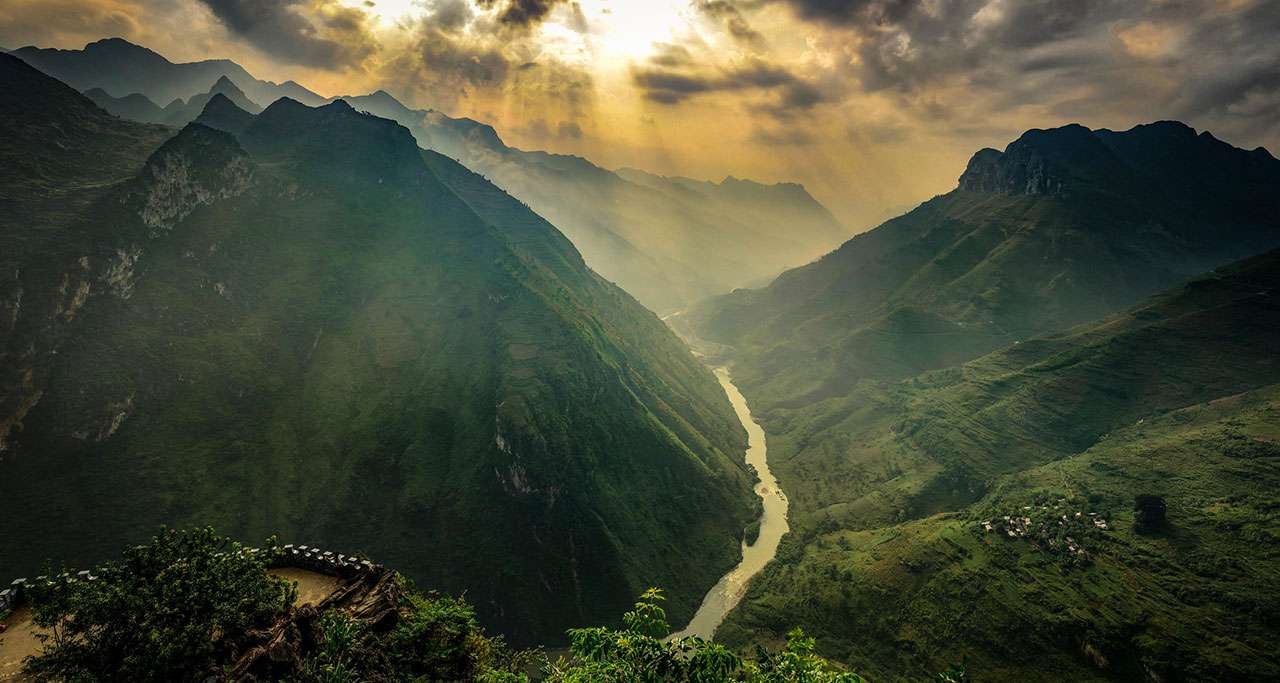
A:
268,567,343,607
0,606,44,682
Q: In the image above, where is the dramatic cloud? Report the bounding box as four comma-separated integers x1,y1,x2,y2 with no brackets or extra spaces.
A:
694,0,766,48
5,0,1278,231
197,0,378,69
477,0,570,30
632,45,827,119
377,0,595,131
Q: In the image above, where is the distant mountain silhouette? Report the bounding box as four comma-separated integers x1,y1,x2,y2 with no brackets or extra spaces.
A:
11,37,325,107
88,74,266,127
84,87,167,123
12,36,850,314
336,92,849,313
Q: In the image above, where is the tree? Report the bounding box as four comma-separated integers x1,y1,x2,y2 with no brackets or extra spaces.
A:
544,588,865,682
24,527,295,682
1134,494,1167,533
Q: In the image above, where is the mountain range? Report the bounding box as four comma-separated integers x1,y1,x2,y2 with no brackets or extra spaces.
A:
7,32,1280,682
681,121,1280,678
0,52,757,645
85,74,263,126
9,38,849,314
717,248,1280,680
685,121,1280,410
10,37,326,107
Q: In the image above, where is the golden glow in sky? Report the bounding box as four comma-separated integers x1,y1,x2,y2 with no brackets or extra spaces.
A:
3,0,1275,232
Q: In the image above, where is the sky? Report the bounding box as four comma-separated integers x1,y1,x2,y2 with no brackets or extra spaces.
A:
2,0,1278,229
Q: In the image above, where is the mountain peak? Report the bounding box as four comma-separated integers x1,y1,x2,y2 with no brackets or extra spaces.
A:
194,92,255,135
83,37,169,64
243,96,423,184
211,74,238,91
957,122,1122,196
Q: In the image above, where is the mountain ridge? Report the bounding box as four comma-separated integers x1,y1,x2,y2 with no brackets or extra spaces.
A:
0,54,757,646
686,119,1280,410
10,36,850,314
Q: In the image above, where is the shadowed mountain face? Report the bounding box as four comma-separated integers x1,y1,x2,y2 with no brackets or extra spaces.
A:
677,120,1280,680
10,37,326,108
9,37,850,315
337,94,849,314
0,56,756,645
717,248,1280,681
687,121,1280,411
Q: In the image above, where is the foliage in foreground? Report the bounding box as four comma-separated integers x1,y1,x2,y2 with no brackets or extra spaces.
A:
24,527,295,681
18,528,914,682
20,528,529,683
547,589,866,683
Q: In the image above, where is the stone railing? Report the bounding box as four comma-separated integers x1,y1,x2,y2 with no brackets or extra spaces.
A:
1,543,377,614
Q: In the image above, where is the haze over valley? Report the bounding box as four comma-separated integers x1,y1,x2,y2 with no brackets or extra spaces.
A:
2,1,1279,680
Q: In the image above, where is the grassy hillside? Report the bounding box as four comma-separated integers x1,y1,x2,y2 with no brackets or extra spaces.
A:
0,56,755,645
715,250,1280,680
686,122,1280,411
329,95,849,315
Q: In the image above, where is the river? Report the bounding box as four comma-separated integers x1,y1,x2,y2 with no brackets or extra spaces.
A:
669,367,790,640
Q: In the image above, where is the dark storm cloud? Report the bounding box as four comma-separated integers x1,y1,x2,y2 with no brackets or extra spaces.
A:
378,0,596,117
769,0,1279,150
476,0,568,30
775,0,919,26
198,0,377,69
632,54,828,117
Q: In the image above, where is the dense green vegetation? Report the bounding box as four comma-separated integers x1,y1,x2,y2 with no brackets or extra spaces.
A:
686,121,1280,410
676,121,1280,679
713,251,1280,680
314,93,850,315
0,54,755,645
13,36,848,315
14,528,898,682
23,528,296,681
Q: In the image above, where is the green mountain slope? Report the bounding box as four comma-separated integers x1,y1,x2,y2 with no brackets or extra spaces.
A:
716,249,1280,680
686,122,1280,410
340,93,849,314
0,55,755,645
10,36,851,315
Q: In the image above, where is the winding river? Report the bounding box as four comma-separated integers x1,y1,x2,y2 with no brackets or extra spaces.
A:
670,367,790,640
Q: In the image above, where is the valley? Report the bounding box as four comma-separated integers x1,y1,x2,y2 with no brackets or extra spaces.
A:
670,368,789,641
3,10,1280,680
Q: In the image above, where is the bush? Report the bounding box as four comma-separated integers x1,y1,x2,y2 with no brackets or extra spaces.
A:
1134,494,1167,533
24,527,294,682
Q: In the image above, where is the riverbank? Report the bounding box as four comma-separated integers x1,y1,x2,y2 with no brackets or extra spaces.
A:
669,367,789,640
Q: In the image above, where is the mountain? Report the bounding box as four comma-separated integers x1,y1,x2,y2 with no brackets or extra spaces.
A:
10,37,325,107
162,75,264,125
193,92,257,136
85,75,265,127
336,94,849,313
715,248,1280,680
84,87,167,123
685,121,1280,411
12,37,848,314
0,55,756,645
